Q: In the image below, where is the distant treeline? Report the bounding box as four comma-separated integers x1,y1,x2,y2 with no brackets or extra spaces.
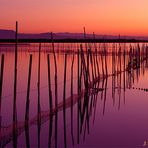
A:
0,38,148,43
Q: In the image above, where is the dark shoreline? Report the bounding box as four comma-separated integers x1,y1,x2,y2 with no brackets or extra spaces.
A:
0,38,148,43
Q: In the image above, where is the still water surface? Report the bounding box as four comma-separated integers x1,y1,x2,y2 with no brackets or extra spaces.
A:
0,43,148,147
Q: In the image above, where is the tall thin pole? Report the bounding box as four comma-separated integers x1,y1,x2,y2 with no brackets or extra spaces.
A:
83,27,88,53
38,43,41,116
0,54,4,113
77,49,80,144
13,21,18,122
25,54,32,122
37,43,41,148
47,54,53,111
63,54,67,148
51,32,58,148
13,20,18,148
70,54,74,145
0,54,4,148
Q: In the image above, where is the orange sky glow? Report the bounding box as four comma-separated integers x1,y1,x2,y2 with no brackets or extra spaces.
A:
1,0,148,36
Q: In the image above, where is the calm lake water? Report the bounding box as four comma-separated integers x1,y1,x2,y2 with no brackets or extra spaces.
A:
0,43,148,147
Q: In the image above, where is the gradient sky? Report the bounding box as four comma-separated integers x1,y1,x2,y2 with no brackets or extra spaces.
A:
1,0,148,35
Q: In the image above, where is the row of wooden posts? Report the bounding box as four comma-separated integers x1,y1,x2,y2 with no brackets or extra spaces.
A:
0,22,148,147
0,22,148,125
0,22,111,147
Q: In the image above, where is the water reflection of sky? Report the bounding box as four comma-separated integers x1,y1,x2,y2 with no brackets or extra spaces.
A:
0,43,148,147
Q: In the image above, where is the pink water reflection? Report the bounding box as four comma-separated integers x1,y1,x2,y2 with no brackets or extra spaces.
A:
0,43,148,147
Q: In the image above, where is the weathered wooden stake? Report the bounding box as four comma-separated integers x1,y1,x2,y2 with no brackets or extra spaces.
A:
63,54,67,148
77,49,80,144
51,32,58,148
70,54,74,145
47,54,53,111
0,54,4,113
104,44,108,76
38,43,41,116
93,33,100,79
25,54,32,122
13,21,18,123
0,54,4,147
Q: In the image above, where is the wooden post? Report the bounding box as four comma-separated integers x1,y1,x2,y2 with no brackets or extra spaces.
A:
47,54,53,111
77,50,80,94
0,54,4,147
25,54,32,122
146,46,148,64
112,44,115,104
0,54,4,112
123,42,126,104
123,46,126,91
77,49,80,144
101,44,105,78
38,43,41,116
13,21,18,123
13,18,18,141
63,54,67,148
92,33,97,79
103,77,108,115
104,44,108,76
71,54,74,145
90,49,95,81
93,33,100,79
83,27,88,53
93,49,97,79
37,44,41,148
86,49,90,90
80,44,87,88
79,54,83,92
50,32,58,148
51,32,58,109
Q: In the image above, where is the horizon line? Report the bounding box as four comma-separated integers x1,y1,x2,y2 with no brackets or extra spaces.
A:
1,28,148,37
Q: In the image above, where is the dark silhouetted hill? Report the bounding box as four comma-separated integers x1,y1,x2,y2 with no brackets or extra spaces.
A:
0,29,148,41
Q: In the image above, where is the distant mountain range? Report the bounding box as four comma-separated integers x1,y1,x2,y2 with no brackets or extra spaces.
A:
0,29,148,40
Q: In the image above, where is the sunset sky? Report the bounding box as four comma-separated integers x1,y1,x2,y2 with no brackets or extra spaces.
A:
1,0,148,35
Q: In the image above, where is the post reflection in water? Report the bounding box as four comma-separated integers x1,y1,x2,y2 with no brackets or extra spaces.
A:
25,123,30,148
70,54,75,146
0,43,148,147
